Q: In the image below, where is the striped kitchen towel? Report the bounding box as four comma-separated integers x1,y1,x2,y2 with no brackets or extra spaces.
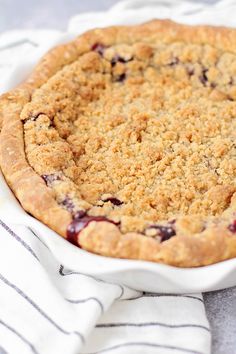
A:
0,220,210,354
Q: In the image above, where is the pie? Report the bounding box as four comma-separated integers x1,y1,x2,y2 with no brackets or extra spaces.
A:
1,20,236,267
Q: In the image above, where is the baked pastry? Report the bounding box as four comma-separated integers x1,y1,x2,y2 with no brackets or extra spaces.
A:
1,20,236,267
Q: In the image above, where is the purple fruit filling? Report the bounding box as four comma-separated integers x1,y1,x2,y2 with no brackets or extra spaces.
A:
74,210,87,219
146,224,176,242
67,212,120,245
41,173,61,185
115,73,126,82
199,68,208,85
91,43,106,56
60,197,75,213
228,220,236,233
168,57,179,66
187,68,195,76
111,55,133,67
103,197,123,206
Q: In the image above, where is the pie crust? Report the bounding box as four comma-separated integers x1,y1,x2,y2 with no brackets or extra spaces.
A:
1,20,236,267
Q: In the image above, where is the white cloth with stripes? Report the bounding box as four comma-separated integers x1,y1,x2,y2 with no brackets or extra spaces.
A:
0,1,216,353
0,221,210,354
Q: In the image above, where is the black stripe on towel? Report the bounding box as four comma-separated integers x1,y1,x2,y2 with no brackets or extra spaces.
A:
82,342,204,354
27,226,50,250
59,265,125,300
115,285,124,300
0,219,39,261
59,265,104,283
96,322,210,332
66,297,104,313
126,294,203,303
0,272,84,343
0,319,39,354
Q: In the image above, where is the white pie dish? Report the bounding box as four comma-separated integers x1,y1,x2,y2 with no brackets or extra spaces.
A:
1,172,236,294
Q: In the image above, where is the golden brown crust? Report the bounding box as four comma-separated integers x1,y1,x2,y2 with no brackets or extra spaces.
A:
1,20,236,266
79,222,236,267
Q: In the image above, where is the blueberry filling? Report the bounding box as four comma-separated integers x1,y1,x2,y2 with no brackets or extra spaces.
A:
67,212,120,245
168,57,179,66
199,68,208,86
60,197,75,213
146,223,176,242
228,220,236,233
91,43,106,56
115,73,126,82
111,55,133,67
187,68,195,76
41,173,61,185
73,210,87,219
102,197,123,206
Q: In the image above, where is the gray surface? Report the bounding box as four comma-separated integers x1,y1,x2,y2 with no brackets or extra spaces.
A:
0,0,235,353
0,0,119,32
0,0,218,32
203,288,236,354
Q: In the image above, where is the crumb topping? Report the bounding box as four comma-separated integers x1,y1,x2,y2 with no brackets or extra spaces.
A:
21,41,236,234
